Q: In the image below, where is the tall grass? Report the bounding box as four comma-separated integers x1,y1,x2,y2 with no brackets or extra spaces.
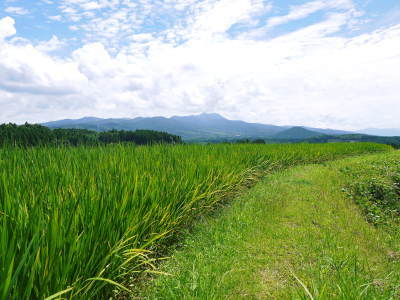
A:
0,143,391,299
341,152,400,225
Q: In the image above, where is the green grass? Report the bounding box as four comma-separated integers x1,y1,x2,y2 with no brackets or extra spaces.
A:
143,151,400,299
340,154,400,226
0,143,391,299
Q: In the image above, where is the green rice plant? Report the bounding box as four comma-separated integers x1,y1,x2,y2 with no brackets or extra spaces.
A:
0,142,391,299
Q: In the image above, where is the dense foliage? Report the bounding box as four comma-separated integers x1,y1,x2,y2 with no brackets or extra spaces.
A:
0,123,182,146
53,128,99,146
305,134,400,149
98,129,182,145
0,143,391,299
0,123,54,146
342,153,400,225
234,138,266,144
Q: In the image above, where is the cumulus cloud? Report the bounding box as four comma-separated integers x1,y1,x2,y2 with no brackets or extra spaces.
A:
36,35,66,52
0,18,87,98
0,1,399,129
0,16,16,40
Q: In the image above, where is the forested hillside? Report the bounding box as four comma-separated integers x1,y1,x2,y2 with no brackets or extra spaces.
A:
0,123,182,146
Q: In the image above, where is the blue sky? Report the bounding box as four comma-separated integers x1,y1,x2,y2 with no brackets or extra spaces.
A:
0,0,399,129
1,0,399,52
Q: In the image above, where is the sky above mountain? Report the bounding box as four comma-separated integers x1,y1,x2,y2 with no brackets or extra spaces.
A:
0,0,399,129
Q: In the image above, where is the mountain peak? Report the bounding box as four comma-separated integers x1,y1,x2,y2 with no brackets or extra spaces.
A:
79,117,102,121
170,113,226,121
197,113,225,120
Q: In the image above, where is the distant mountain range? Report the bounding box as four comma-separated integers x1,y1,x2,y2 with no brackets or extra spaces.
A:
43,113,356,142
42,113,400,143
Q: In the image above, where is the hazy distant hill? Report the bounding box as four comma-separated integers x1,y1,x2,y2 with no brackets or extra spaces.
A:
358,128,400,137
43,113,351,141
273,127,324,140
304,127,351,135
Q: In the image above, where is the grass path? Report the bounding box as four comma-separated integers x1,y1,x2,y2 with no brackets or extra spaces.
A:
141,153,400,299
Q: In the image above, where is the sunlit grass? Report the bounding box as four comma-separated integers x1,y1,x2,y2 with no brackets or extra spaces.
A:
0,143,391,299
143,151,400,299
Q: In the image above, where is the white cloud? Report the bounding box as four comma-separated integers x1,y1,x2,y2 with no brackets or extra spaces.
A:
0,18,87,111
4,6,29,15
48,15,62,21
266,0,355,28
72,42,119,79
0,17,17,40
0,2,399,129
79,1,101,10
0,41,87,95
187,0,272,38
36,35,66,52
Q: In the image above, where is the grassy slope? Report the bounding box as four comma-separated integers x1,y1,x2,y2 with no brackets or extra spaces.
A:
142,152,400,299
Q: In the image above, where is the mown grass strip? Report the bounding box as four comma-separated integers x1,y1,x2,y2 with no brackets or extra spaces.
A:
143,152,400,299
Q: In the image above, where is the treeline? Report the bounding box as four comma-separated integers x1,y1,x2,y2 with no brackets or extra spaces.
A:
233,138,266,144
0,123,182,147
304,134,400,149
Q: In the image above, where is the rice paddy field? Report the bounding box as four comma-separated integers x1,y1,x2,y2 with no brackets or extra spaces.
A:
0,143,392,299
